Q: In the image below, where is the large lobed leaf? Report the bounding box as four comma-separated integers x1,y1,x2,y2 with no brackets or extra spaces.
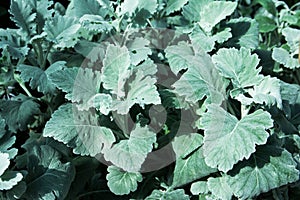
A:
0,94,40,133
200,104,273,172
212,47,263,90
43,103,115,156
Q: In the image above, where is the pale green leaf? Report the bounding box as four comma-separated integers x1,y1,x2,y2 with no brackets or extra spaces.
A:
182,0,211,22
0,153,23,190
172,134,217,187
190,26,232,53
272,47,300,69
127,37,152,65
227,146,299,199
66,0,110,18
103,124,156,172
79,14,113,34
165,41,194,75
212,47,263,90
87,93,112,115
107,166,142,195
207,176,233,200
17,62,65,94
0,171,23,191
44,15,81,48
0,153,9,176
172,46,228,105
282,27,300,53
145,188,189,200
102,44,131,98
9,0,36,37
190,181,208,195
166,0,189,15
0,94,40,132
111,60,161,114
43,104,115,156
23,145,74,200
199,1,237,32
200,104,273,172
119,0,157,16
236,76,282,109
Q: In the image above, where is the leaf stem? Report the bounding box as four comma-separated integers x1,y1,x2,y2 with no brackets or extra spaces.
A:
13,73,32,97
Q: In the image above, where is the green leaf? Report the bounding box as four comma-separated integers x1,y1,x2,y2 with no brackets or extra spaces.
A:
227,146,299,199
255,15,277,33
236,76,282,109
0,29,29,59
199,1,237,32
171,134,217,187
9,0,36,37
172,45,228,105
166,0,189,15
44,15,81,48
111,60,161,114
23,145,75,200
103,124,156,172
145,188,189,200
200,104,273,172
212,47,263,90
66,0,111,18
226,17,259,49
43,104,115,156
0,94,40,132
17,62,65,94
272,47,300,69
207,176,233,200
254,0,277,16
106,166,142,195
102,44,131,98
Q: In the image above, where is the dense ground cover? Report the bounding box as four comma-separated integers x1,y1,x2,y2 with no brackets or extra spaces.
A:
0,0,300,199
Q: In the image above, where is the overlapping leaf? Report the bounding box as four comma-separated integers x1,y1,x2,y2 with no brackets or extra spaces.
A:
17,62,65,94
145,188,189,200
103,124,156,172
23,145,74,200
171,134,217,187
200,104,273,172
170,42,228,105
0,152,23,191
